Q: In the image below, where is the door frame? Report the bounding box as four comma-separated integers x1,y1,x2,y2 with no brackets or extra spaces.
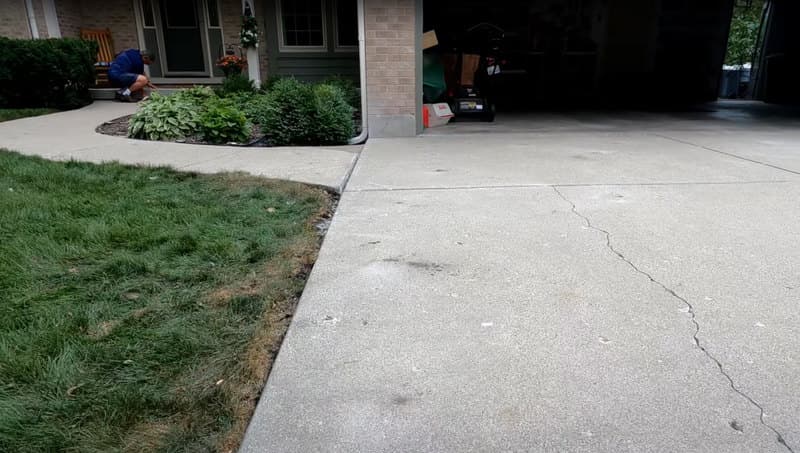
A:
134,0,222,78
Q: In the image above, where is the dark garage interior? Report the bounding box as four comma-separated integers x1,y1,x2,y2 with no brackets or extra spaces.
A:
422,0,800,112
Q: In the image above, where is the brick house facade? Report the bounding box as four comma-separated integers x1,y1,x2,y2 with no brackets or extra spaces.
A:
0,0,423,137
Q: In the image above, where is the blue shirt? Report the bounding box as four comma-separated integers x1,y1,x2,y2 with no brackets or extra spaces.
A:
109,49,144,77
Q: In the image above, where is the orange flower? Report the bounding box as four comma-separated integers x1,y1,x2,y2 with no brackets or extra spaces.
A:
216,55,247,70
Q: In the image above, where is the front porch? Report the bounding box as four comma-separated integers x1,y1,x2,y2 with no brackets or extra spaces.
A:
51,0,366,85
14,0,421,138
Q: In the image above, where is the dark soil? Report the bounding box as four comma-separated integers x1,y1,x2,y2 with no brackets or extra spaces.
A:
96,115,132,137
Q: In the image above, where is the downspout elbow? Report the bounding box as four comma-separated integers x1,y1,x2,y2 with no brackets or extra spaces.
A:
348,0,368,145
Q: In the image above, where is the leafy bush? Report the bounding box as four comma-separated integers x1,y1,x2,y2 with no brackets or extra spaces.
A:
199,98,251,144
260,78,317,146
261,75,285,92
323,76,360,110
216,74,257,97
312,84,354,145
253,78,355,146
172,86,217,104
725,0,764,66
129,88,251,143
229,92,273,125
127,79,350,146
0,37,97,109
128,93,200,141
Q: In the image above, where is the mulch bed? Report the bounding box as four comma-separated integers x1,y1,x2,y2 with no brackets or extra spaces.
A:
96,115,269,147
97,111,362,147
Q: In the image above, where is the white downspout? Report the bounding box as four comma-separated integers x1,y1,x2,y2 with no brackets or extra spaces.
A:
348,0,368,145
25,0,40,39
243,0,261,86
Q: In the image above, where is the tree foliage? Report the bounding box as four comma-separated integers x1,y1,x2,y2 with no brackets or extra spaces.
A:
725,0,765,67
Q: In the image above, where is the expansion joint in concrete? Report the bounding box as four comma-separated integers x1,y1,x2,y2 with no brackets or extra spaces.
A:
652,133,800,177
551,185,795,453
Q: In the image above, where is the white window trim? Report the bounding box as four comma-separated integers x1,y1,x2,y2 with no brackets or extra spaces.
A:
276,0,328,53
135,0,215,78
203,0,224,76
332,0,357,52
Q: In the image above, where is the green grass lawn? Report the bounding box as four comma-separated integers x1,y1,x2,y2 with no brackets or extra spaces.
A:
0,151,332,452
0,108,57,122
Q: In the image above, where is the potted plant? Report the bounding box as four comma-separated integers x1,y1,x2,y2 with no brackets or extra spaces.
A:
216,54,247,77
240,16,259,48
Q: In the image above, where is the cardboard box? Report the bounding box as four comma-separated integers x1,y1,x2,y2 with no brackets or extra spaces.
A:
423,30,438,50
423,103,454,128
461,54,480,87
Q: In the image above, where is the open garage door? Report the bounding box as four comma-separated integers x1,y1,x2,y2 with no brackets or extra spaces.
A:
422,0,737,111
753,0,800,104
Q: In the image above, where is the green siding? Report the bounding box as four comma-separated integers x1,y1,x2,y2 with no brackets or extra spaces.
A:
271,53,358,82
264,0,359,83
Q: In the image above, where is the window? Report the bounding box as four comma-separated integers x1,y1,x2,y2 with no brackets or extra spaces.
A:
165,0,198,28
141,0,155,27
278,0,326,50
335,0,357,49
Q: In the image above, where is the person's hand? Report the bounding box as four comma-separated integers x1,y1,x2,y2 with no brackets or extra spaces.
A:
147,81,158,90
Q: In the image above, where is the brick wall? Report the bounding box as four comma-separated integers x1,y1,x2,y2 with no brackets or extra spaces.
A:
220,0,241,54
364,0,418,137
220,0,269,83
0,0,33,39
48,0,270,81
56,0,82,38
78,0,138,53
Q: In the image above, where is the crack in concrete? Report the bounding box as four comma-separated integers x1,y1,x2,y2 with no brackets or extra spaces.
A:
551,186,795,453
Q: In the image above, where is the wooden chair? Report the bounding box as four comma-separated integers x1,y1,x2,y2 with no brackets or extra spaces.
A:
80,28,115,87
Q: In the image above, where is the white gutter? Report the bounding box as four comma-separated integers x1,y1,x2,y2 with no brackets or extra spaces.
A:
348,0,368,145
25,0,40,39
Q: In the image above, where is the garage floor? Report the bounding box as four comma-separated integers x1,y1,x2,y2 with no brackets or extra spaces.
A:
242,101,800,452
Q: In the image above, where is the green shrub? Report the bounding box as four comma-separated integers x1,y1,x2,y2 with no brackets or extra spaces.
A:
313,84,354,145
260,78,317,146
128,90,251,143
128,93,200,141
216,74,257,97
229,92,273,126
0,37,97,109
261,75,285,92
172,86,217,104
322,76,360,110
199,98,251,144
255,78,355,146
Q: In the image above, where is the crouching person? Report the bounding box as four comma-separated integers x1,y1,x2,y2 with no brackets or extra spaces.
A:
109,49,156,102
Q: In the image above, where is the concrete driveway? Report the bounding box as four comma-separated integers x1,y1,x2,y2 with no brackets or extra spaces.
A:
242,102,800,452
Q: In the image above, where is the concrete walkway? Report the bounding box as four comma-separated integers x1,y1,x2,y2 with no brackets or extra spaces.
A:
242,103,800,452
0,102,360,192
